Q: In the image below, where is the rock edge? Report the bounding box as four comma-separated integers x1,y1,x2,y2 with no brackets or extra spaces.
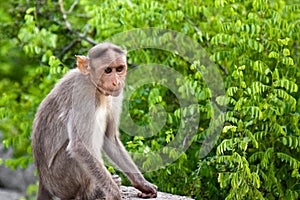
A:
121,186,194,200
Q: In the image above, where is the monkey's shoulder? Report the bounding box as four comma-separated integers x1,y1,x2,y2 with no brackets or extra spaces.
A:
53,69,90,93
41,69,92,104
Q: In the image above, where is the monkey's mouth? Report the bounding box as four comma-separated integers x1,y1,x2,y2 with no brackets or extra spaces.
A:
96,86,122,97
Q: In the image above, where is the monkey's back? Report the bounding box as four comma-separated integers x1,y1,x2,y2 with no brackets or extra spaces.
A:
32,69,96,198
32,69,76,167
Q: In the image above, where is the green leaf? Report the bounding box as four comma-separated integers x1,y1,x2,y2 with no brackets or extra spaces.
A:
268,51,280,59
273,79,298,93
278,38,290,46
253,60,272,75
283,48,290,56
222,125,237,133
277,153,300,168
217,139,233,155
282,57,294,65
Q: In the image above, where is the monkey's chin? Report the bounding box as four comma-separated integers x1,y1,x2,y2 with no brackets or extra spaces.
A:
110,90,122,97
97,87,122,97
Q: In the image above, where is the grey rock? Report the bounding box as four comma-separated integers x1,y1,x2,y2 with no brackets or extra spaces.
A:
0,133,37,193
121,186,194,200
0,160,37,193
0,186,194,200
0,189,22,200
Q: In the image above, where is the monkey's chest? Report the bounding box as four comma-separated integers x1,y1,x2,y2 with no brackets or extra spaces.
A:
92,106,107,159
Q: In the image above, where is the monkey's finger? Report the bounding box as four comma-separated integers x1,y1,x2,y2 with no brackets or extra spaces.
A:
137,192,157,198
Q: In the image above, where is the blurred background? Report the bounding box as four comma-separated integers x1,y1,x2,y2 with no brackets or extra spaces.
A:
0,0,300,199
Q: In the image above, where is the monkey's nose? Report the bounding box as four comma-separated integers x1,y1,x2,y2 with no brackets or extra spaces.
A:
112,80,119,86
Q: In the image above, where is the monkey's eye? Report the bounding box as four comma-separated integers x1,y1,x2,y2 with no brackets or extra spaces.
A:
116,66,124,72
104,67,112,74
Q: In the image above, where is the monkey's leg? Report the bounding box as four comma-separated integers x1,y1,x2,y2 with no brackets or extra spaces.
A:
37,181,53,200
67,138,121,200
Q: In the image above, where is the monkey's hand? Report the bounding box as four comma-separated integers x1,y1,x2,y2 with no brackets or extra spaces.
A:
134,180,158,198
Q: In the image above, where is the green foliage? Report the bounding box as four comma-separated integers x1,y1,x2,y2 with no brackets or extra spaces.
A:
0,0,299,199
209,1,300,199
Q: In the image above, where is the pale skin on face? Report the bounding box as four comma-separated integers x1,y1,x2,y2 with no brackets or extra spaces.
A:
76,54,127,96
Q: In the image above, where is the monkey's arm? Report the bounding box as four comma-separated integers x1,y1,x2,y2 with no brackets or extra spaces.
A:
103,122,157,198
66,118,121,199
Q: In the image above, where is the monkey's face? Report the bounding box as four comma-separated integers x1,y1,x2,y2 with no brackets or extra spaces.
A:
93,56,127,97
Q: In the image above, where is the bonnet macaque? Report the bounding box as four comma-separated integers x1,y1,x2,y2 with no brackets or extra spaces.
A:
32,42,157,199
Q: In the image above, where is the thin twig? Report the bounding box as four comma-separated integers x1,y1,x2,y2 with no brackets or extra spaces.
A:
59,0,72,31
78,33,97,45
58,0,97,45
57,39,80,58
219,64,229,75
66,0,78,14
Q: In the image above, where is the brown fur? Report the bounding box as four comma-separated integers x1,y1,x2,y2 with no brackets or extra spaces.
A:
32,43,157,200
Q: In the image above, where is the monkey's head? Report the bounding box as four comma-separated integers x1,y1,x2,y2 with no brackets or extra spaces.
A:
76,42,127,97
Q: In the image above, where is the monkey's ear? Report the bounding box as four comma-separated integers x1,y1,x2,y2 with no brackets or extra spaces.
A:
75,55,90,75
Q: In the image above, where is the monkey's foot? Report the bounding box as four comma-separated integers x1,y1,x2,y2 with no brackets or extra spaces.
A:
112,174,122,188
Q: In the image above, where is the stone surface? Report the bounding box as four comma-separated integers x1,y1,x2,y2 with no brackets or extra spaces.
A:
0,189,22,200
0,134,37,193
121,186,194,200
0,186,194,200
0,159,36,193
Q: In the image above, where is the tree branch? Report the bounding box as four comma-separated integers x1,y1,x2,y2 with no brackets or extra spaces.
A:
59,0,72,31
57,39,80,58
58,0,97,45
219,64,229,75
66,0,78,14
